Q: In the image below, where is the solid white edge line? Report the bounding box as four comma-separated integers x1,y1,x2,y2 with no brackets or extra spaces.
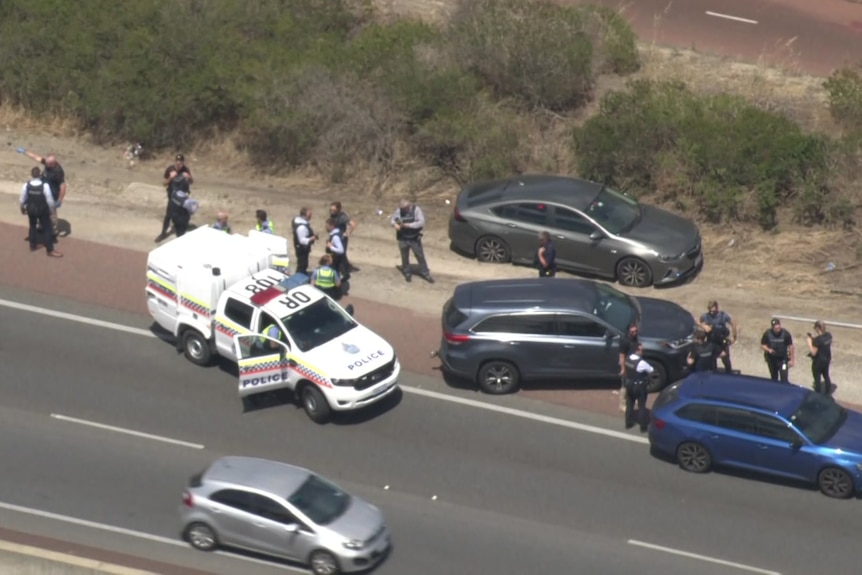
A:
705,10,758,25
49,414,205,450
627,539,781,575
403,387,649,444
0,298,156,338
0,297,648,445
0,501,306,573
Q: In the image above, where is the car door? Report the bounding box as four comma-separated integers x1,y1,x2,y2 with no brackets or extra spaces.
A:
470,313,560,379
549,206,616,275
706,407,761,470
751,414,822,481
207,489,260,551
234,317,292,398
555,314,619,378
214,297,255,360
246,493,317,562
489,202,550,264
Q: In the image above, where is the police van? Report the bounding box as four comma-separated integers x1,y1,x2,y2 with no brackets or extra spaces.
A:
146,226,401,423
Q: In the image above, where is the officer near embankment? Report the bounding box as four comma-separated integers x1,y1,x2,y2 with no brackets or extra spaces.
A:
699,300,737,373
761,318,795,383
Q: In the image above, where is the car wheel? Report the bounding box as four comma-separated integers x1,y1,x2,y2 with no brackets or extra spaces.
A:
182,330,212,366
309,550,341,575
477,361,520,395
185,522,218,552
645,360,668,394
676,442,712,473
818,467,854,499
475,236,511,264
616,257,653,287
301,385,333,424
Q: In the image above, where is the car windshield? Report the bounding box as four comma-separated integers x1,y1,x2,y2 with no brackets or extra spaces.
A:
585,187,641,235
282,298,357,352
288,474,351,526
592,282,637,333
789,393,847,444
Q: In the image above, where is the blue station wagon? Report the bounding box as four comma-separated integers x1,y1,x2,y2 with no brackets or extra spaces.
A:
649,372,862,499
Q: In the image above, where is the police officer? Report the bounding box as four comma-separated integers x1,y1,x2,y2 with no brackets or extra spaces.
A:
255,209,275,234
624,344,654,432
329,201,359,273
292,207,317,276
213,211,231,233
156,153,193,242
325,217,348,287
686,329,723,372
312,254,342,300
699,300,737,373
20,167,62,257
536,231,557,277
19,148,66,242
390,198,434,283
806,320,833,395
761,318,795,382
167,174,194,237
618,323,639,412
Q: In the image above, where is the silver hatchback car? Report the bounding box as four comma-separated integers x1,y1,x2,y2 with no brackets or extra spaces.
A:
179,456,391,575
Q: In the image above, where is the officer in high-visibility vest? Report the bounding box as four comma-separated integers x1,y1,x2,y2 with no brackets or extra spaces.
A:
311,254,342,300
258,322,283,351
255,209,275,234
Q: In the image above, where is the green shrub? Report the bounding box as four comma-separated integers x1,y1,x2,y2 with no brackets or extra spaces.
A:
580,5,641,75
574,80,839,229
824,66,862,132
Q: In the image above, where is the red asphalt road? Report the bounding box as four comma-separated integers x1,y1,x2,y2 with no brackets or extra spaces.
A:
587,0,862,76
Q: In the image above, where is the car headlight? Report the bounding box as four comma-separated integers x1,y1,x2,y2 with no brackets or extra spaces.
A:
657,251,686,262
330,378,358,387
663,336,692,350
343,538,365,550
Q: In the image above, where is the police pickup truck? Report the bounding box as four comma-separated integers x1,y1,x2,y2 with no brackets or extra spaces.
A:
146,226,400,423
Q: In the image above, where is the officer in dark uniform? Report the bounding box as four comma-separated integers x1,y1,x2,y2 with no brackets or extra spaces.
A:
624,343,654,432
618,323,639,412
686,329,723,373
19,166,62,257
325,217,349,293
292,207,317,276
699,300,737,373
167,174,193,237
806,320,833,395
156,154,193,242
390,199,434,283
761,318,795,382
536,231,557,277
329,201,359,273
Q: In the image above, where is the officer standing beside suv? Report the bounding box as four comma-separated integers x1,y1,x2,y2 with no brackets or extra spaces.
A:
624,343,654,432
699,300,737,373
807,320,833,395
761,318,795,382
686,328,723,373
536,231,557,277
618,323,640,412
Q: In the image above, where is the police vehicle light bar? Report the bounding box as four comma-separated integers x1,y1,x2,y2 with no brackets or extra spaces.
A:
250,286,286,306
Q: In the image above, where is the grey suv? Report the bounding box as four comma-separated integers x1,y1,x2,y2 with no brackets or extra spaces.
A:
434,278,695,394
179,456,391,575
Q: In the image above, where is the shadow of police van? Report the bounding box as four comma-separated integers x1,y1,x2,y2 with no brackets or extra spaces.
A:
146,226,401,423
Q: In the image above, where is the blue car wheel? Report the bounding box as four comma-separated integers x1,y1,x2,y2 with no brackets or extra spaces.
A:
676,441,712,474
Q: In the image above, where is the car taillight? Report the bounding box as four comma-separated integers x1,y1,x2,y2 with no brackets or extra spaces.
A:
182,491,194,508
453,208,467,223
652,418,666,430
444,332,471,345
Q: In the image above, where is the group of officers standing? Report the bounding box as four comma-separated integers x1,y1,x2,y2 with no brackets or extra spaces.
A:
619,300,835,431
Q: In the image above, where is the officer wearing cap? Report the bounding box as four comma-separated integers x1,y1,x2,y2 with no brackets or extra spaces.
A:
761,318,795,382
156,154,193,242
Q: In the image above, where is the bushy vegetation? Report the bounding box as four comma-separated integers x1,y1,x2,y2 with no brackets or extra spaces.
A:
0,0,858,229
574,80,854,230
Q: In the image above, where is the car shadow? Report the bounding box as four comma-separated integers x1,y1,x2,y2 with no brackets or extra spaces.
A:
193,542,392,574
648,448,860,499
436,364,622,393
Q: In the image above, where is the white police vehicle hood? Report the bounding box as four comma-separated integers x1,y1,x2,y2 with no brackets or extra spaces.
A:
303,326,394,380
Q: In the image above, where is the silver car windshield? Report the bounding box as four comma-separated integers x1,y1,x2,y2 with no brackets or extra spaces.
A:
288,474,351,526
592,283,637,333
282,298,357,353
585,187,640,235
790,393,847,444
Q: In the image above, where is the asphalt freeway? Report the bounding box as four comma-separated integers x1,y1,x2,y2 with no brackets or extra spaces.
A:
1,291,860,575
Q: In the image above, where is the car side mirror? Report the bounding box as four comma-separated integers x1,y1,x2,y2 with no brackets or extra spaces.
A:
345,304,355,317
285,523,299,533
789,440,803,450
589,230,603,241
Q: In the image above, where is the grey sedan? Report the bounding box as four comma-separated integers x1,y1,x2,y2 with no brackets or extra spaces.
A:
448,175,703,287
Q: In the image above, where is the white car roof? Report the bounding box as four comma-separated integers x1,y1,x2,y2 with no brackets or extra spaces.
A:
225,272,324,317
